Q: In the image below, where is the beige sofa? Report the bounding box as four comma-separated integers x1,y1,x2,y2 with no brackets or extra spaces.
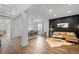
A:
52,32,79,43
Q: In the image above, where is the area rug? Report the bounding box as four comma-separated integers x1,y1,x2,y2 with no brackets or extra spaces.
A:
45,38,74,47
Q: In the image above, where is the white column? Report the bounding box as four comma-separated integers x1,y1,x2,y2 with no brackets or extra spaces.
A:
21,12,28,47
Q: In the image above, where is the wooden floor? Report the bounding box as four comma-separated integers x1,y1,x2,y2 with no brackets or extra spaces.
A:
1,35,79,54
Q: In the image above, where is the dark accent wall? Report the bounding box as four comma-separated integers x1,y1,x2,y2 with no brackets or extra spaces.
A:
49,15,79,38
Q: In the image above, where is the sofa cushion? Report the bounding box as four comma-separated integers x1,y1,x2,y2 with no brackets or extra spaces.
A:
53,32,66,38
66,32,76,36
52,32,79,43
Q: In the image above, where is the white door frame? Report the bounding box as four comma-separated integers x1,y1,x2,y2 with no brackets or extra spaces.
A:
37,22,44,35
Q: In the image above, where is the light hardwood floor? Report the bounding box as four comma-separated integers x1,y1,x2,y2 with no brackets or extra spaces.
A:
1,35,79,54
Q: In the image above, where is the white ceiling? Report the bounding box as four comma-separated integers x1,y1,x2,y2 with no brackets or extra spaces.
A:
5,4,33,16
2,4,79,19
26,4,79,19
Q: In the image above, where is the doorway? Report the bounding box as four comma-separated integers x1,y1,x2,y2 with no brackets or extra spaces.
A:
37,22,44,35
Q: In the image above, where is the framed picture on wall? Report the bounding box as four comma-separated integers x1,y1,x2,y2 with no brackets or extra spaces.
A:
57,23,68,28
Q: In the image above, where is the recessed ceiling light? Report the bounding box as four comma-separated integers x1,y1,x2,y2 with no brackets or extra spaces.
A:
49,9,52,12
53,15,56,16
67,11,71,13
68,4,72,6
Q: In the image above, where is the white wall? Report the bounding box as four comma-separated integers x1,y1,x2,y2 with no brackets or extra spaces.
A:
11,15,23,38
0,19,10,35
0,19,11,53
43,18,49,36
0,19,6,32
